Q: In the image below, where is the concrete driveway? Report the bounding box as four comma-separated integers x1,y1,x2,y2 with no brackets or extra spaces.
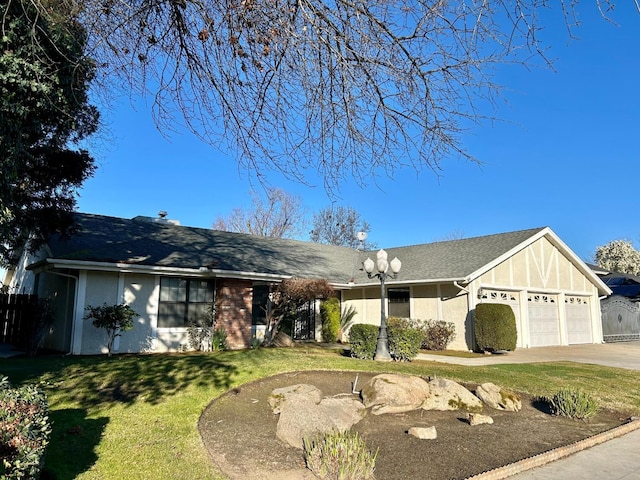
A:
417,341,640,370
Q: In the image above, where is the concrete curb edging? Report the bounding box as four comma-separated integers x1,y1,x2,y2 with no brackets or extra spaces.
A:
464,418,640,480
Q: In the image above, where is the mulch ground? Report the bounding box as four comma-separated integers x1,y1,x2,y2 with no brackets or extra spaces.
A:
198,370,627,480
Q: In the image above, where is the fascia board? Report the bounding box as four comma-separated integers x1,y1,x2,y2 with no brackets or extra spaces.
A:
341,277,468,289
41,258,290,283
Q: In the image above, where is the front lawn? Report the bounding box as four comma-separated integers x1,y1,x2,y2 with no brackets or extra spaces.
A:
1,346,639,480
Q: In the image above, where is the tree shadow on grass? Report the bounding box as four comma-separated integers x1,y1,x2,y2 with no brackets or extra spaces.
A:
54,354,240,408
1,353,241,408
42,409,108,480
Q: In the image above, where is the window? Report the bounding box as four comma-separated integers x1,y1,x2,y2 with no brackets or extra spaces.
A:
158,277,215,328
388,288,410,318
252,284,270,326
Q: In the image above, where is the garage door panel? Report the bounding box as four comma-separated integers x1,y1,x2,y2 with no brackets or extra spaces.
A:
566,296,592,344
528,294,560,347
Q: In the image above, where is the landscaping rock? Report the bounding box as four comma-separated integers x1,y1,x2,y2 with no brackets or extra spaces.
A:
422,378,483,412
468,413,494,426
476,383,522,412
272,331,294,347
270,385,366,449
268,384,323,414
361,374,431,415
408,426,437,440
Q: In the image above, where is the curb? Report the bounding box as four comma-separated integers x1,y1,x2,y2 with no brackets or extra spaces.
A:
465,418,640,480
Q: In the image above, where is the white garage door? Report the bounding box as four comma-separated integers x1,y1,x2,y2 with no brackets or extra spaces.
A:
528,294,560,347
565,296,592,344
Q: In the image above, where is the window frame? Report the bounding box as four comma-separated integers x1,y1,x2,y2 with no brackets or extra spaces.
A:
157,277,216,329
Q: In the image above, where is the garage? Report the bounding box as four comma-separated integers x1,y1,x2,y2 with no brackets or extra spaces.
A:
565,296,593,344
528,294,561,347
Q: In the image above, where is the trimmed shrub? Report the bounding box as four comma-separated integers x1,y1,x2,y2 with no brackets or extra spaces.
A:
387,317,422,361
420,320,456,351
303,429,377,480
0,376,51,479
547,389,598,420
474,303,517,352
320,297,341,343
348,324,379,360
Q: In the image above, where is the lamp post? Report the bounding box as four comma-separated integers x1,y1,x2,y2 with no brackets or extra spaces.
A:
363,249,401,361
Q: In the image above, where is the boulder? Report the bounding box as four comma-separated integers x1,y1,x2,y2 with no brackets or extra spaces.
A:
268,384,323,414
421,378,483,412
270,384,366,449
476,383,522,412
408,426,437,440
361,374,431,415
272,331,294,347
468,413,494,426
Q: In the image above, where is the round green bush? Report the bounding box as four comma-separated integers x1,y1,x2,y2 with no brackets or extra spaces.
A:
474,303,517,352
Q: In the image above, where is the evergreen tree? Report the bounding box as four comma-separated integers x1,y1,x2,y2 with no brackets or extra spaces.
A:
0,0,99,264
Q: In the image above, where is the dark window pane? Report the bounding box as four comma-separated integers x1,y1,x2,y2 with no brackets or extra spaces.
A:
388,288,410,318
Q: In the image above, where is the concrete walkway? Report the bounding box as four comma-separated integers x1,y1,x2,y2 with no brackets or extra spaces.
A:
417,341,640,371
416,341,640,480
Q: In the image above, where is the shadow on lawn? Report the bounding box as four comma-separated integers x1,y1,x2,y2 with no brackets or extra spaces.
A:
11,353,240,408
43,408,108,480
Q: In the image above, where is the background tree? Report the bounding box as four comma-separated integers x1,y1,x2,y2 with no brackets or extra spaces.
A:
18,1,628,193
310,206,375,249
594,240,640,275
0,0,99,265
213,188,307,238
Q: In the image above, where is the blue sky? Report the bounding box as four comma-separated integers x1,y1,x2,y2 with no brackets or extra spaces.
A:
77,4,640,262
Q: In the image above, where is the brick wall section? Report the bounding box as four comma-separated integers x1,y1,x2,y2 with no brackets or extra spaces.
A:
216,279,253,349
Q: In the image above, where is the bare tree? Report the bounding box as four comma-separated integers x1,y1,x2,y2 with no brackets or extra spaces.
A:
213,188,306,238
18,1,636,192
310,206,375,249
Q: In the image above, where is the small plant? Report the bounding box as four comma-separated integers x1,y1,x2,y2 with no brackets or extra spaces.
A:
84,303,139,356
187,305,216,351
211,327,228,351
547,389,599,420
0,376,51,479
474,303,517,352
348,324,379,360
303,429,377,480
320,297,341,343
339,304,358,341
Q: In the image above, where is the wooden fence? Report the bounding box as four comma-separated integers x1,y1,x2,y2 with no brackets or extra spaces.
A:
0,294,39,347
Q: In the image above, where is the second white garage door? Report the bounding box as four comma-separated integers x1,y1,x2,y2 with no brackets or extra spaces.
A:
565,296,593,344
528,294,560,347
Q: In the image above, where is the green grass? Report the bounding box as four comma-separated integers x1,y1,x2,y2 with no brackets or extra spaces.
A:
1,346,639,479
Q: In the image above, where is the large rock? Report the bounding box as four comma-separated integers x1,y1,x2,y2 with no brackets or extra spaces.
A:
361,374,431,415
268,384,323,414
476,383,522,412
270,384,365,449
421,378,483,412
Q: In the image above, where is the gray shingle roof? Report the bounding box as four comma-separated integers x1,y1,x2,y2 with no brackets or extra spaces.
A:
47,213,363,284
46,213,546,285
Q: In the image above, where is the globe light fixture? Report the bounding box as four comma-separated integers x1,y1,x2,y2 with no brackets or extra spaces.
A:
363,249,402,361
